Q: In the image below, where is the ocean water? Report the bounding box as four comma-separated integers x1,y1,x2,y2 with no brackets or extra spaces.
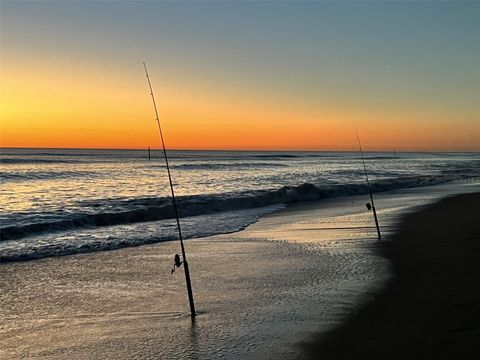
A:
1,148,479,262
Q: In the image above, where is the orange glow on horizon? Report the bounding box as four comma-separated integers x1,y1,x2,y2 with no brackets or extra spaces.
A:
1,64,479,152
2,2,479,153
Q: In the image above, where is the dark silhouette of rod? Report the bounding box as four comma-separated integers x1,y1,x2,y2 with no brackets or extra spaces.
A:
356,130,381,240
148,146,151,160
142,62,196,318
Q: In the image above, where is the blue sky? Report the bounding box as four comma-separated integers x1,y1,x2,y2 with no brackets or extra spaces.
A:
1,1,479,150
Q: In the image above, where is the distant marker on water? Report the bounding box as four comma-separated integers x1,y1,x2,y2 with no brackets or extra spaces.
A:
356,130,382,241
143,62,196,318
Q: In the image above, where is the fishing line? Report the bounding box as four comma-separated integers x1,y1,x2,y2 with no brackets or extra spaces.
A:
49,60,141,89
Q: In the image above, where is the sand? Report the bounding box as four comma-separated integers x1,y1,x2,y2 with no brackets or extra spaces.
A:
1,185,479,359
300,192,480,359
0,192,394,359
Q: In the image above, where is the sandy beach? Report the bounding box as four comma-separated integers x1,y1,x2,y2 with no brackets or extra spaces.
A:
300,192,480,359
0,187,400,360
1,184,479,359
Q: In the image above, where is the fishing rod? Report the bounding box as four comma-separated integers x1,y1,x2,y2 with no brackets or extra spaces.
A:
142,62,196,318
356,130,381,241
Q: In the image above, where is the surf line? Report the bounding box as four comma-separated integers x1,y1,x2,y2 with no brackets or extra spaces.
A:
142,62,196,319
356,130,382,241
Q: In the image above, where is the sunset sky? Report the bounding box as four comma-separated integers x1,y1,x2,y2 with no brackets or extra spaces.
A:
1,1,479,151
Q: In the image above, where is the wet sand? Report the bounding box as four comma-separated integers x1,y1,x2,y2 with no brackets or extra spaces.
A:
0,193,392,360
1,185,479,359
300,192,480,359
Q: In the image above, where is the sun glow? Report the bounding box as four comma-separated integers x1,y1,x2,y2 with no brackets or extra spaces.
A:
1,1,479,151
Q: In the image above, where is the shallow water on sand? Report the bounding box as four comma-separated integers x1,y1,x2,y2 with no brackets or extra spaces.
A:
1,182,479,359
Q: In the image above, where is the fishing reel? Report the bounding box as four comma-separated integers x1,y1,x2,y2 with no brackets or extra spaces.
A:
171,254,183,274
366,202,372,211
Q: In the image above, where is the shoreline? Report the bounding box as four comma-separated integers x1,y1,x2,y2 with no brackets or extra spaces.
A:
2,179,476,264
299,192,480,359
0,190,394,359
1,186,479,359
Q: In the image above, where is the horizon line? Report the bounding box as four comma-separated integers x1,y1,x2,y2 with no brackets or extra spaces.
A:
1,146,479,153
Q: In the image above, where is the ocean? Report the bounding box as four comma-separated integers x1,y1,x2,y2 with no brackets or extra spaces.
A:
1,148,479,262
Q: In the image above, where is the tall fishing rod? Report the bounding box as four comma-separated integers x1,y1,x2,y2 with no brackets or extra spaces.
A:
142,62,196,318
356,130,381,240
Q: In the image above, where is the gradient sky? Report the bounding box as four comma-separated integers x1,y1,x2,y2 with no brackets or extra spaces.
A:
1,1,479,151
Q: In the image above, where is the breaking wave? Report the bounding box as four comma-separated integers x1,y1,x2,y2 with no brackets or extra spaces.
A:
2,169,477,243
